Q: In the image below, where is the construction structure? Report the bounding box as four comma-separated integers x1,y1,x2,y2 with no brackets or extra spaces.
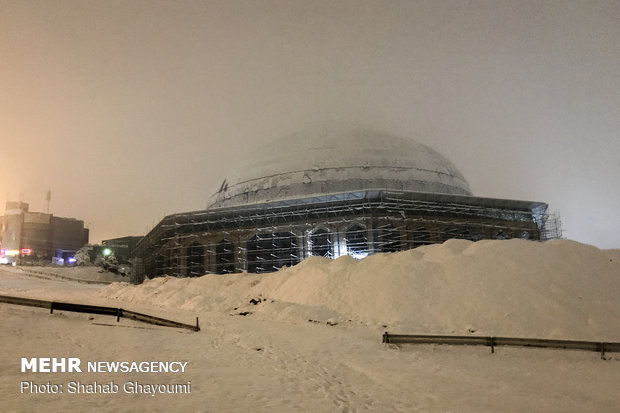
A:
133,126,560,280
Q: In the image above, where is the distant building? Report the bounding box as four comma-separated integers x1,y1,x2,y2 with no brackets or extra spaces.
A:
134,125,561,279
101,236,143,264
0,201,89,264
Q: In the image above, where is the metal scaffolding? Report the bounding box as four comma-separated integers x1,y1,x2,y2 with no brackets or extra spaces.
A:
133,190,561,281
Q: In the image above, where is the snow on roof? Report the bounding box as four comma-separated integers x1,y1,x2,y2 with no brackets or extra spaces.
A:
208,124,472,209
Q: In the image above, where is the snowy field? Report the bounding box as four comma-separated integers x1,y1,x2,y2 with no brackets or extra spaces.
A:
1,239,619,412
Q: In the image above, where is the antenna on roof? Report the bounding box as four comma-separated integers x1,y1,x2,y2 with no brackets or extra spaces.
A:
218,179,228,193
46,189,51,214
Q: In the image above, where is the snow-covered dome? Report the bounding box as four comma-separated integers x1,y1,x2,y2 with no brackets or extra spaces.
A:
208,125,472,209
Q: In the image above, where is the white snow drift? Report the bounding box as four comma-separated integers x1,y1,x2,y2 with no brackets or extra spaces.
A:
102,239,620,341
3,238,620,412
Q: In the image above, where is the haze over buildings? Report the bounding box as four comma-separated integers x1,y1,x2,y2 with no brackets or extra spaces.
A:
1,1,618,248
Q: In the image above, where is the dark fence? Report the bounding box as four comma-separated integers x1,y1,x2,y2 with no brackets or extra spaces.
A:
382,333,620,359
0,294,199,332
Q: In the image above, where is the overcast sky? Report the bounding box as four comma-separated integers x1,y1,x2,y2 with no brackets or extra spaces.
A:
1,0,618,248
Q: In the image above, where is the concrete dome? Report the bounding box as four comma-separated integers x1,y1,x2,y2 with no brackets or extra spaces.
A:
208,125,472,209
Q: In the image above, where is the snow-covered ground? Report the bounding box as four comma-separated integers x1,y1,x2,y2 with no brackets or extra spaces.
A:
1,239,619,412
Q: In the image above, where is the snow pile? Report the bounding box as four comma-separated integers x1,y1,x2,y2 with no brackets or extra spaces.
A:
103,272,263,311
100,239,620,340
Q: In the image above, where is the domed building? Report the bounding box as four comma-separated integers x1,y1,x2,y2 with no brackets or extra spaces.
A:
208,127,472,208
134,126,559,279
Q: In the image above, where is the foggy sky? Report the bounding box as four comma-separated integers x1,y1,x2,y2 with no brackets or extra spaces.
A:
1,0,618,248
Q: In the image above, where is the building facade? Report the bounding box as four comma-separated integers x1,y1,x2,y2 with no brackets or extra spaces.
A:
0,201,89,264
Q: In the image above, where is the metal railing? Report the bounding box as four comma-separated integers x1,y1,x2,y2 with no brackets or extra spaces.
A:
382,333,620,359
0,294,199,332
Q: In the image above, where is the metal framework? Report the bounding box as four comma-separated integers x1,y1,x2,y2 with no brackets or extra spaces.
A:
132,190,561,281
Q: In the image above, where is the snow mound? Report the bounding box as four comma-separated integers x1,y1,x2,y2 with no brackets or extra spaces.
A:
100,239,620,340
7,265,126,284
